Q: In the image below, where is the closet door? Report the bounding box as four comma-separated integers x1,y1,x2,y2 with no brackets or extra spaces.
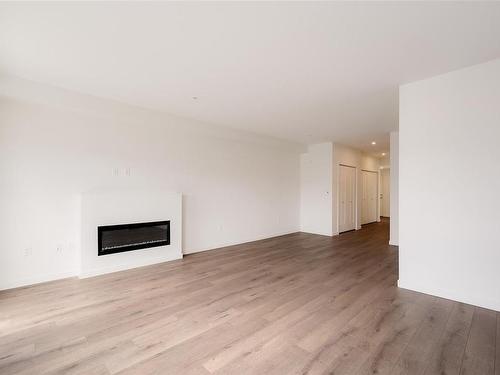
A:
339,165,356,232
362,170,378,224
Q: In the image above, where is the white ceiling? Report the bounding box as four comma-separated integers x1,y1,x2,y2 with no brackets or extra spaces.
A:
1,2,500,152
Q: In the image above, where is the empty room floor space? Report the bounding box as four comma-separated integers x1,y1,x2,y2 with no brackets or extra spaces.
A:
0,221,498,375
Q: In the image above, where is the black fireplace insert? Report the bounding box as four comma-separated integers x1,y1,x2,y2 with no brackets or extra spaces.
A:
98,220,170,256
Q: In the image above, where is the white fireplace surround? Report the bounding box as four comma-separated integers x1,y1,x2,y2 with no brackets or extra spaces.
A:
80,189,183,278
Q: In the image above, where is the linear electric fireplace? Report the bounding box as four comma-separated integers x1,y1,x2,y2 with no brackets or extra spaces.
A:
98,220,170,256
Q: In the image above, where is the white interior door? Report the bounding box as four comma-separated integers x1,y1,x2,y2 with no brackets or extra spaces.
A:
362,170,378,225
380,168,390,217
339,165,356,233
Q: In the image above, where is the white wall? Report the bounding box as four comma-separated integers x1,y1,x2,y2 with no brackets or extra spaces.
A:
399,58,500,311
389,132,399,246
380,154,390,169
300,143,333,236
300,142,380,236
0,75,302,290
360,154,380,172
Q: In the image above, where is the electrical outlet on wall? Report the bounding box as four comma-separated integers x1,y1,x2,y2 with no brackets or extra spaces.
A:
56,244,63,253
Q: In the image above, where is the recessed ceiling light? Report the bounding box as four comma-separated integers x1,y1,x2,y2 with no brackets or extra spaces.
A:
192,96,198,100
382,153,386,156
371,141,376,145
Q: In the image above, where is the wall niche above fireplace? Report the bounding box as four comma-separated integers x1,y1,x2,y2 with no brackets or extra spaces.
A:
98,221,170,256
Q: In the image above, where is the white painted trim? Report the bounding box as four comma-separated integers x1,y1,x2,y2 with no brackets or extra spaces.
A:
389,131,399,246
0,271,77,291
0,231,300,290
184,230,301,254
377,167,381,222
398,280,500,312
298,230,333,238
79,251,181,279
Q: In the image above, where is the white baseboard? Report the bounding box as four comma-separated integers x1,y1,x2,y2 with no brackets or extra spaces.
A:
79,253,183,279
184,229,300,255
0,271,77,291
297,230,333,237
1,232,298,289
298,226,334,237
398,280,500,312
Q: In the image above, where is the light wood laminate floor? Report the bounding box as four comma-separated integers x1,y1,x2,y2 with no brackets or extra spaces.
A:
1,220,499,375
